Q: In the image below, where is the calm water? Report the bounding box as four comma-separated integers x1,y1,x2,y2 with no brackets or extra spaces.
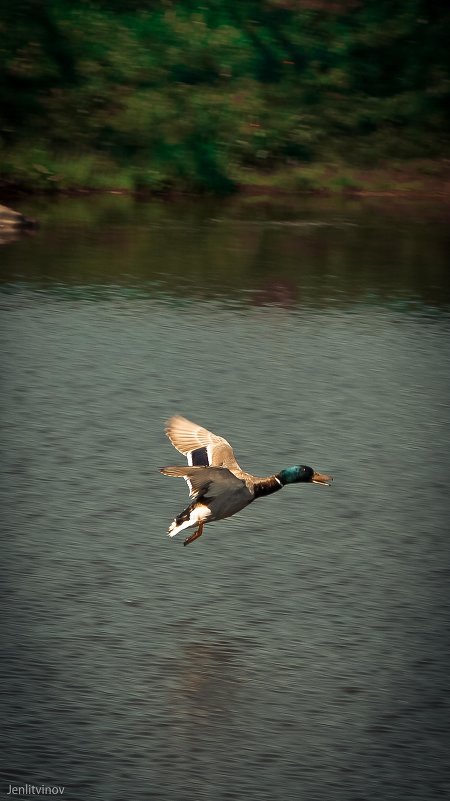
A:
1,196,449,800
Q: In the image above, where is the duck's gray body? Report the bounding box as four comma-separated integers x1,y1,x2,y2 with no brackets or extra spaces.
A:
175,467,254,520
162,465,268,532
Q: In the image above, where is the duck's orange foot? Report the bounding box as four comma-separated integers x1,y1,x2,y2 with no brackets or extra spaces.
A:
183,522,204,546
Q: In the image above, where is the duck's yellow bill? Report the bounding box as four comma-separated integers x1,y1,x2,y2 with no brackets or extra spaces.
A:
312,471,332,485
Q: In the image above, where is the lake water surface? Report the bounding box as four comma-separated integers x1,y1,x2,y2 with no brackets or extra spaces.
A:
1,195,449,800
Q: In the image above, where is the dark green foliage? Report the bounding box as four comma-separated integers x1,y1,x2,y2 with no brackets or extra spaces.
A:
0,0,448,192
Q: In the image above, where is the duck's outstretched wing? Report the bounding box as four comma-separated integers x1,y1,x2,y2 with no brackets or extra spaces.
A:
164,416,242,471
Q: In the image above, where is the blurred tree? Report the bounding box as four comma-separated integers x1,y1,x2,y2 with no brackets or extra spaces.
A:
0,0,448,190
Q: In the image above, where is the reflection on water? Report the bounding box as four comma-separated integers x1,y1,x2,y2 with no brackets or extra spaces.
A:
1,196,449,801
1,194,449,311
168,631,243,798
172,636,240,720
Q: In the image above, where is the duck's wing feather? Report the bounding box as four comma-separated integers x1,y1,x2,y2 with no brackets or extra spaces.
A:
160,465,242,497
164,416,242,471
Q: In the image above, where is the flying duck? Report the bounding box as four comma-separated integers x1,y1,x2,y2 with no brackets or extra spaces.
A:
161,416,332,545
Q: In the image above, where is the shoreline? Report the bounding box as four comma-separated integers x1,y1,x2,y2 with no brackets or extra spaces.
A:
1,160,449,202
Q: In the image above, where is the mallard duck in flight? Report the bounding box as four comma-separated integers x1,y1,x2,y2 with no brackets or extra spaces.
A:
160,416,332,546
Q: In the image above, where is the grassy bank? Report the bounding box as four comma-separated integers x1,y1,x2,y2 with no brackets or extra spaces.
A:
1,147,449,199
233,159,450,198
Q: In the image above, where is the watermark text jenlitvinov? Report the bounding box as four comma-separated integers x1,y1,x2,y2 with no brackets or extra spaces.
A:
6,786,64,797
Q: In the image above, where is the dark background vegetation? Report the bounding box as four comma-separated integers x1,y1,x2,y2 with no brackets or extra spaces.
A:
0,0,449,192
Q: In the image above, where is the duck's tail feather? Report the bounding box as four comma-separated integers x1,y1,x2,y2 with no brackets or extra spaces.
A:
167,503,211,538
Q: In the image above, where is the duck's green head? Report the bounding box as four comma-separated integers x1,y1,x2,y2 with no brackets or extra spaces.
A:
277,465,332,486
